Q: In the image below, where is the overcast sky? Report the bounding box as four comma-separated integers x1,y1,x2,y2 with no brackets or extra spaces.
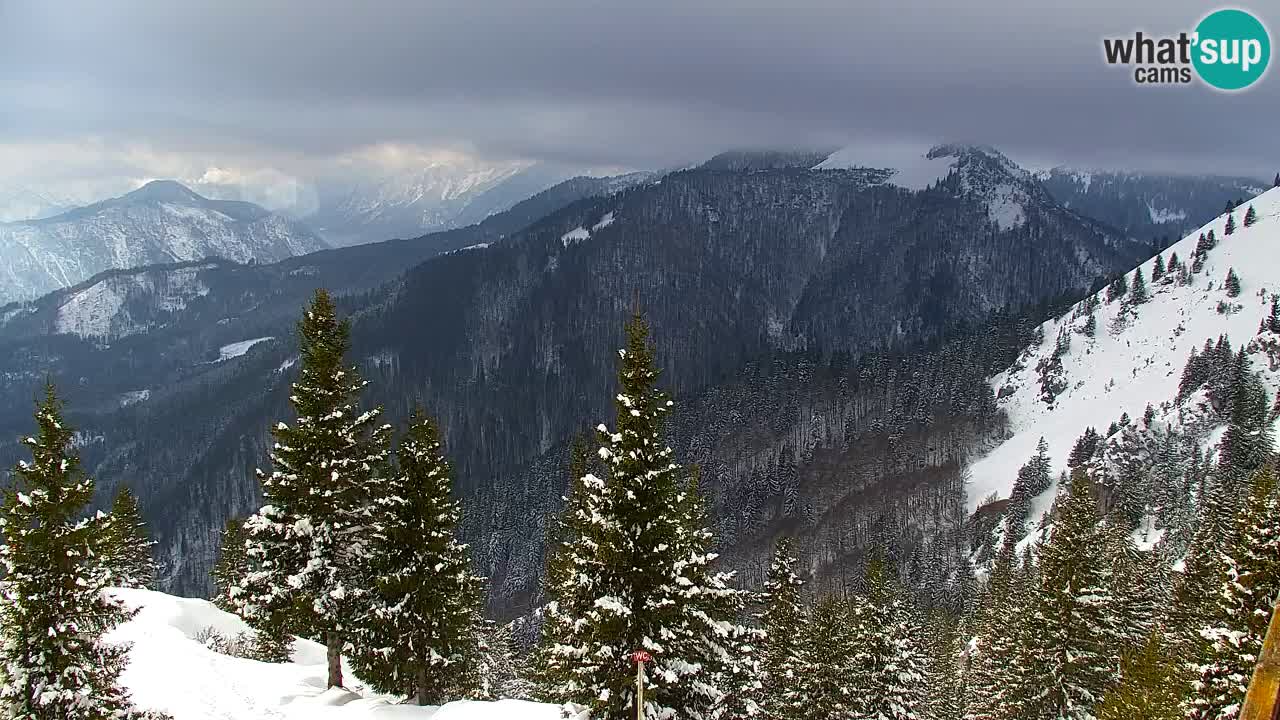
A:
1,0,1276,205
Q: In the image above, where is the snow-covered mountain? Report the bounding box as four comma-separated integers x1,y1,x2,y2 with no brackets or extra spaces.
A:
0,181,326,304
0,185,78,222
110,587,558,720
816,143,1069,232
967,187,1280,523
308,161,650,246
1036,168,1267,242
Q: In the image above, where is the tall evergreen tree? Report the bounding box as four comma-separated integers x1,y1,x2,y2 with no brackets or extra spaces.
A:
211,517,249,614
965,528,1023,720
1219,354,1273,494
537,314,751,719
1225,211,1236,236
1018,471,1113,720
1152,255,1165,282
103,486,157,589
0,386,141,719
795,595,857,720
1187,463,1280,720
759,538,806,720
1243,205,1258,227
235,289,392,680
1129,267,1149,304
1224,268,1242,298
352,410,480,705
925,610,965,720
1094,633,1184,720
847,558,927,720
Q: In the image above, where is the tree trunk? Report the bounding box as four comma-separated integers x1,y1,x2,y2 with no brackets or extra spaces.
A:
416,658,429,706
326,631,344,689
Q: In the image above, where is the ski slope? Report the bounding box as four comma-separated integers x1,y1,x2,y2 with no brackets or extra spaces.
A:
967,187,1280,512
110,588,562,720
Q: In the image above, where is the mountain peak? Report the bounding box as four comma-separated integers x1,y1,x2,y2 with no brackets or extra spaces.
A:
124,180,204,204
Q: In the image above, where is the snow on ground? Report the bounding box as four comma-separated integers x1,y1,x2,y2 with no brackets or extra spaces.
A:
560,226,590,247
590,212,615,232
110,588,562,720
119,389,151,407
967,187,1280,512
218,336,274,361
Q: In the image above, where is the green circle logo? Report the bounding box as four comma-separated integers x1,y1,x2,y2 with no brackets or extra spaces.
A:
1193,9,1270,90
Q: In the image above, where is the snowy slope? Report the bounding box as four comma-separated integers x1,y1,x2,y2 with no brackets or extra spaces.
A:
110,588,562,720
967,187,1280,512
0,181,326,304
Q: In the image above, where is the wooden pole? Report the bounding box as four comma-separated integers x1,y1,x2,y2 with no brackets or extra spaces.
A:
636,658,645,720
1241,598,1280,720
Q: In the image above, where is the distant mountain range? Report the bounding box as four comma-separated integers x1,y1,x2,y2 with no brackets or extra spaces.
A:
0,181,326,304
0,143,1158,605
306,163,652,247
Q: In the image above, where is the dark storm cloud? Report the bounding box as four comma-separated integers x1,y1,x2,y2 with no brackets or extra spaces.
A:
1,0,1277,176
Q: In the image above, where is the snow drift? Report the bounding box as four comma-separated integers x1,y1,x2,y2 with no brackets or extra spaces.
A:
110,588,561,720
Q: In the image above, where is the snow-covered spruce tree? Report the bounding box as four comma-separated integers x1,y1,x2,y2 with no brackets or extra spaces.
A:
1244,205,1258,227
1224,268,1241,298
1186,462,1280,720
235,288,392,680
1170,472,1238,663
1225,211,1236,236
1017,470,1113,720
795,594,858,720
759,537,806,719
1219,353,1273,494
964,528,1023,720
536,313,752,719
852,558,927,720
925,610,965,720
351,409,481,705
103,486,157,589
531,434,601,700
1100,519,1167,660
0,385,143,719
1129,267,1149,304
211,517,249,613
1094,632,1183,720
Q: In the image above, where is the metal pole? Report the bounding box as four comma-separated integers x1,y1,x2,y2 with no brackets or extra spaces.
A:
636,659,645,720
1241,598,1280,720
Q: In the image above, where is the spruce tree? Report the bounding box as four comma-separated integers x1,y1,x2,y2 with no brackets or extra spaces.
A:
1225,211,1236,236
211,517,249,613
235,289,392,679
1219,354,1273,494
759,538,807,720
1152,254,1165,282
1018,471,1113,720
1170,473,1237,663
795,595,856,720
537,314,750,719
352,410,480,705
1243,205,1257,227
0,386,140,719
1095,633,1184,720
1274,173,1279,188
1187,463,1280,720
103,486,157,589
1129,267,1149,304
1224,268,1242,298
925,610,965,720
852,559,927,720
965,529,1023,720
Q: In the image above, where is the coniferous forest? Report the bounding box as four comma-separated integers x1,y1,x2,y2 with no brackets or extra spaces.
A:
5,256,1279,718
